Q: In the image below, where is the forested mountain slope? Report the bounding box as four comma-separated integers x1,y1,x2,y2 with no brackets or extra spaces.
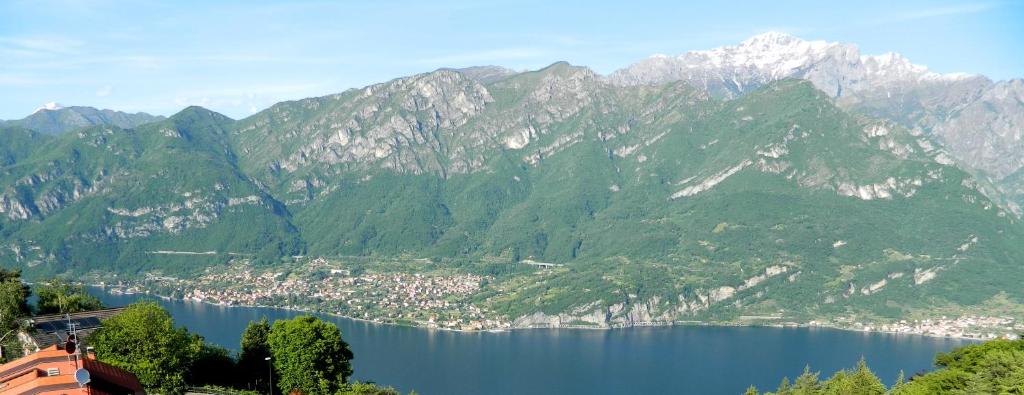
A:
1,61,1021,324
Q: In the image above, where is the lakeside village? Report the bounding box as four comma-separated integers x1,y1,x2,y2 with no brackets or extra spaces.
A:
101,258,512,331
811,316,1022,341
95,258,1022,339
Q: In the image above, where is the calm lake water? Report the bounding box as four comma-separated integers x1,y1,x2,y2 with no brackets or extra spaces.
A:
89,289,970,395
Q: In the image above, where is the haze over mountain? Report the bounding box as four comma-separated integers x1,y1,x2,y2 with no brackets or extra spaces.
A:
1,105,165,135
1,33,1022,326
611,32,1024,204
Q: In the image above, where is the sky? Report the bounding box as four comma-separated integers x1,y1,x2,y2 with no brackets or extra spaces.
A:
1,0,1021,120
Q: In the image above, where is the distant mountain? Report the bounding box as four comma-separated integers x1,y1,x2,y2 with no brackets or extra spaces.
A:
608,32,978,95
34,102,64,112
444,66,519,83
2,60,1022,326
610,32,1024,200
2,105,165,135
0,108,300,276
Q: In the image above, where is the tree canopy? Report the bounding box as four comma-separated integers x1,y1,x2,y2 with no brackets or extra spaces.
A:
89,301,200,395
238,317,274,390
0,268,29,362
85,301,400,395
749,339,1024,395
0,268,30,323
34,278,103,315
267,315,354,395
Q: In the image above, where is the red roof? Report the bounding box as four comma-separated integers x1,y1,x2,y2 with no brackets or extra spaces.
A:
0,345,144,395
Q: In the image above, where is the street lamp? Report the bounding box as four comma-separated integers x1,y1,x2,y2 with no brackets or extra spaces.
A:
265,356,273,395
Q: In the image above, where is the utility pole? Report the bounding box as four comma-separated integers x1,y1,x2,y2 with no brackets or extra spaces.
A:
265,356,273,395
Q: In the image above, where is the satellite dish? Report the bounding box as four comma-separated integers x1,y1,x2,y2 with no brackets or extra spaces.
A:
74,368,91,386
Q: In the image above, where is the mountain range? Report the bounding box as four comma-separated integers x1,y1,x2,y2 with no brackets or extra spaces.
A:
1,105,165,136
1,33,1022,325
611,32,1024,205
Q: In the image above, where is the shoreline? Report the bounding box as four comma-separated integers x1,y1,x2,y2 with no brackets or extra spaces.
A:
89,285,991,341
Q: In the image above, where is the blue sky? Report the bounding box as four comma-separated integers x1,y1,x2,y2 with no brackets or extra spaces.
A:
1,0,1021,120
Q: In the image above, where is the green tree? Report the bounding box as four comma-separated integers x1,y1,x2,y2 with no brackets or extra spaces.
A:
848,358,885,395
894,370,905,386
339,382,401,395
820,370,853,394
89,301,199,395
791,365,821,395
891,369,969,394
775,376,792,395
189,342,239,388
888,370,907,394
238,317,274,390
267,315,354,395
0,269,30,322
0,269,30,362
961,348,1024,394
819,359,884,395
756,339,1024,395
35,278,104,315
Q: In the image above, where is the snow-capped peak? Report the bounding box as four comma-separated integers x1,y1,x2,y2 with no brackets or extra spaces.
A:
34,102,64,113
862,52,926,76
683,32,843,78
739,31,802,47
608,32,980,95
861,52,977,82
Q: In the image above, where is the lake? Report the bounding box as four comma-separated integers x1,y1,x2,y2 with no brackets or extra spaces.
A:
89,289,971,395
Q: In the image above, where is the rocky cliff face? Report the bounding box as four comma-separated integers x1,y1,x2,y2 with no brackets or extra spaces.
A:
232,62,627,203
609,32,1024,184
4,46,1024,324
234,69,496,178
929,80,1024,179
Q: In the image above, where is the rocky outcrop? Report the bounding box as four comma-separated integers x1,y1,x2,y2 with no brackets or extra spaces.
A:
0,193,32,220
512,265,797,329
512,295,690,328
260,70,495,175
671,160,752,199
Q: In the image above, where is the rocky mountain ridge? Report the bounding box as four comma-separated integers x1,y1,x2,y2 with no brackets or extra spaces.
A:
610,32,1024,189
2,35,1023,325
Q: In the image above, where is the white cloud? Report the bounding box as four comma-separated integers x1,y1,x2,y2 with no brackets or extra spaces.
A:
872,2,1001,24
164,82,330,117
0,35,84,56
416,48,547,66
0,73,58,86
178,82,325,98
2,54,166,72
95,85,113,97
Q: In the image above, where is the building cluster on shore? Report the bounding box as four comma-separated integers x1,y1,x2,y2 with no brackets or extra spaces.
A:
109,261,509,329
874,316,1021,339
810,315,1022,340
95,259,1024,337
